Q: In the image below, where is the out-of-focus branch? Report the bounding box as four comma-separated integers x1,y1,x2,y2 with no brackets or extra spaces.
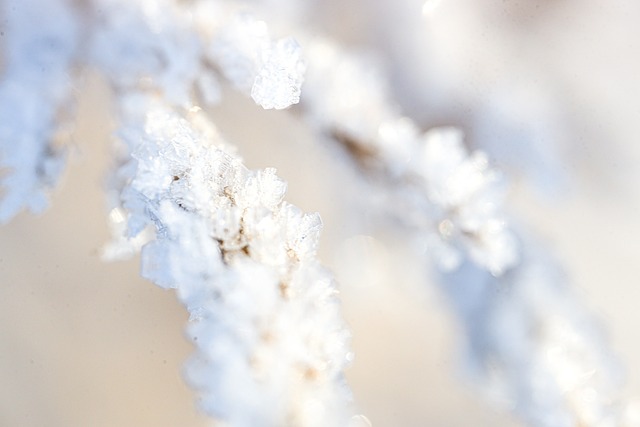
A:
0,0,80,223
300,37,518,276
442,243,630,427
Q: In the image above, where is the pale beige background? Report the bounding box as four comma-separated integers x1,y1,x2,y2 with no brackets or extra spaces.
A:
2,0,640,426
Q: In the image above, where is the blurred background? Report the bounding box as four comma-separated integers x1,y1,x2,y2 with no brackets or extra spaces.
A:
1,0,640,425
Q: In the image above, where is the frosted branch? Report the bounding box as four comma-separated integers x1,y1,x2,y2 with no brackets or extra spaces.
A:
298,36,630,427
442,246,629,427
0,0,79,223
87,3,351,423
301,38,518,275
112,94,353,426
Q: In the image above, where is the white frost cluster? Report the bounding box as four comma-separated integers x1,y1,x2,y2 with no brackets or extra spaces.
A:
302,39,518,275
0,0,79,223
207,13,306,110
115,95,353,427
251,37,306,110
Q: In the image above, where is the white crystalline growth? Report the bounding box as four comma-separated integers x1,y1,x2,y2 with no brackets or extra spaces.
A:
251,37,306,110
113,96,353,427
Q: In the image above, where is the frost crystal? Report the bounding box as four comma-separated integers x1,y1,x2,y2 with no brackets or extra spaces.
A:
210,14,305,110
